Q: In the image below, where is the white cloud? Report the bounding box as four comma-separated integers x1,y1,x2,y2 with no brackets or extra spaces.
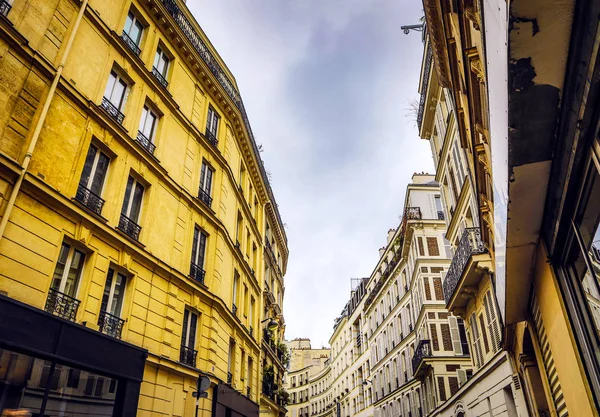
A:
189,0,433,347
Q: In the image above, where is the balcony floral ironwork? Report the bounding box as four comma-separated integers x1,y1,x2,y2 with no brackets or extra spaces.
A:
205,129,218,147
136,131,156,155
1,0,11,17
75,184,105,215
100,97,125,124
417,44,433,130
151,66,169,88
437,211,445,220
45,288,80,321
98,310,125,339
190,261,205,285
118,214,142,241
227,372,233,384
121,31,141,56
157,0,285,234
412,339,432,374
180,345,197,367
443,227,486,304
232,303,237,316
198,188,212,207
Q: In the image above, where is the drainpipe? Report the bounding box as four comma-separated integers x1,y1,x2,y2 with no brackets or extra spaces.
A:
0,0,89,242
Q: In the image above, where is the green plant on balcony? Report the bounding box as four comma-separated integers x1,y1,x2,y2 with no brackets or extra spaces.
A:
277,341,290,366
278,387,290,407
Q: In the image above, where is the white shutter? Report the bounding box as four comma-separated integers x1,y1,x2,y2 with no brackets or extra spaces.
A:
457,369,467,387
448,316,463,354
484,292,501,351
470,313,483,367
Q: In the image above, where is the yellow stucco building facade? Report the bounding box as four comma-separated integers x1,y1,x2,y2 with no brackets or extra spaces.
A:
0,1,288,416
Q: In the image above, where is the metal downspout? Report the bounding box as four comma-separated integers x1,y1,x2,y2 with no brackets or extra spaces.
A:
0,0,89,242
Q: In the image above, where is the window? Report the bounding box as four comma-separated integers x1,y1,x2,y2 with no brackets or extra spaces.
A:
236,212,243,246
98,268,127,338
102,71,128,123
122,11,143,55
180,309,198,366
137,105,158,154
232,271,239,315
190,226,207,284
50,242,85,300
227,340,235,382
198,161,213,207
101,269,127,317
152,46,170,87
120,175,144,238
249,296,255,329
77,144,109,215
206,106,220,146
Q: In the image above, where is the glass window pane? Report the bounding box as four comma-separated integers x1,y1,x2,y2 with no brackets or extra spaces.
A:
51,243,70,291
129,182,144,222
104,71,117,99
110,273,126,316
63,249,85,297
572,163,600,334
79,144,97,189
121,176,134,216
101,269,114,313
90,151,109,195
124,12,134,35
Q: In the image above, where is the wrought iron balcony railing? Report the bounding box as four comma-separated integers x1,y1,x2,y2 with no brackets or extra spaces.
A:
45,288,80,321
417,44,433,130
121,31,141,56
437,211,445,220
412,339,432,374
180,345,197,367
205,129,218,147
75,184,105,215
1,0,11,17
443,227,486,303
100,97,125,124
356,333,362,347
198,188,213,207
405,207,422,220
232,303,237,316
249,326,253,337
136,131,156,155
247,386,251,397
151,66,169,88
118,214,142,241
98,310,125,339
227,372,233,384
190,261,205,285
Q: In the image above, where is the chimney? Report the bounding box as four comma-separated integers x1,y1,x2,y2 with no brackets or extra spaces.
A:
379,247,386,257
387,229,396,244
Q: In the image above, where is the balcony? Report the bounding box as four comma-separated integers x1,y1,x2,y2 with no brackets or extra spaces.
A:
232,303,238,316
75,184,105,216
45,288,80,321
227,372,233,384
443,228,492,313
151,66,169,88
121,31,141,56
136,131,156,155
189,261,205,285
417,43,432,131
100,97,124,124
180,345,197,367
205,129,218,147
437,211,445,220
0,0,11,17
412,339,432,378
247,386,251,397
98,310,125,339
118,214,142,241
198,188,213,208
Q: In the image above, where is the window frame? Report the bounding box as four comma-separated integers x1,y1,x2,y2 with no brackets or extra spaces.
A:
79,143,110,197
101,267,128,317
153,45,170,77
104,70,128,111
51,241,86,298
121,175,145,223
182,308,198,349
138,104,159,143
123,10,144,46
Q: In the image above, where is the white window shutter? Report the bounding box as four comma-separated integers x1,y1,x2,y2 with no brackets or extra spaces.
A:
448,316,462,354
457,369,467,387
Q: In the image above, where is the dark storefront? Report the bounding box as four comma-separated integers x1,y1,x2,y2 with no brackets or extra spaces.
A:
213,383,259,417
0,295,147,416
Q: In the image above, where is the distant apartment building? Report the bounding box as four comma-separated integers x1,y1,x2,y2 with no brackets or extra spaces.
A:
0,1,287,416
285,176,478,417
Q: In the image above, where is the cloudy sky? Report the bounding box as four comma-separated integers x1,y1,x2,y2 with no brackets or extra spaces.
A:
190,0,434,348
